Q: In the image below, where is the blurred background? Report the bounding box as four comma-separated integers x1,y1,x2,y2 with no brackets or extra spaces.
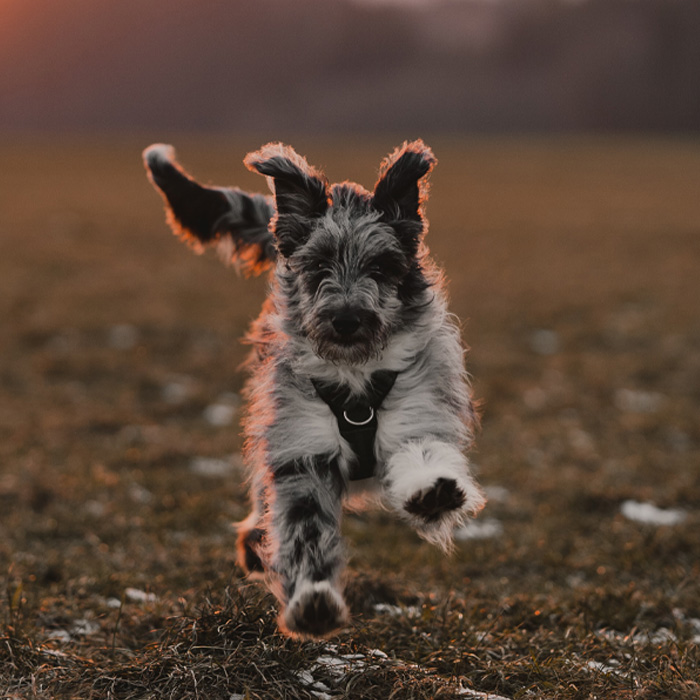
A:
2,0,700,135
2,2,700,697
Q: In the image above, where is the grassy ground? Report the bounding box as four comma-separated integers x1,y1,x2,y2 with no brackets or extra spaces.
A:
1,135,699,699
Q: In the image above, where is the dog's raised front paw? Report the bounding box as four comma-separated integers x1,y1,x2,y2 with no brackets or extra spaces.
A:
281,580,348,639
404,477,466,523
400,469,485,552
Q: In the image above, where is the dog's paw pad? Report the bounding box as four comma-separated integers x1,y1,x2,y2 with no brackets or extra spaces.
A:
404,477,466,523
283,582,348,639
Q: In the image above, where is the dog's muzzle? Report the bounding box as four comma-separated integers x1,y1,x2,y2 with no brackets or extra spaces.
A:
308,307,387,364
326,307,382,347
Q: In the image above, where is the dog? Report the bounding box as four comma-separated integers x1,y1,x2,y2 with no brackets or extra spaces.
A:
143,141,485,638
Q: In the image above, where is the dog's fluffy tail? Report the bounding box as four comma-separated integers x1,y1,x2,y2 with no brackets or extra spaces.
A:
143,144,277,275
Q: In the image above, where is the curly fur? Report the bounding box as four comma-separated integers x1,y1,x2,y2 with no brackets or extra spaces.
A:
143,140,485,638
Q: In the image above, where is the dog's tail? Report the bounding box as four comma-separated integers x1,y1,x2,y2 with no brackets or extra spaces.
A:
143,144,277,275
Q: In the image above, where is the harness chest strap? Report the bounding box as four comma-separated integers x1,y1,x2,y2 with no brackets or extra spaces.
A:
311,369,399,481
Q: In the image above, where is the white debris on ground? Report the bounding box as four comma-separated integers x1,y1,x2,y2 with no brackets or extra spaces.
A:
584,659,627,677
296,669,332,700
598,626,678,647
373,602,422,618
458,687,513,700
128,482,153,504
203,392,240,426
594,611,700,649
643,628,678,645
579,620,700,679
312,646,388,676
614,388,664,414
675,610,700,644
297,645,512,700
71,618,100,636
161,375,197,404
454,518,504,541
620,500,687,526
124,587,157,604
683,620,700,643
82,499,106,517
189,455,240,477
46,629,72,643
529,329,560,356
567,426,597,459
296,646,388,700
107,324,140,350
46,618,100,643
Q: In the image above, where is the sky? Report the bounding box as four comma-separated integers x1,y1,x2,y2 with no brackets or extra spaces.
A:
1,0,699,133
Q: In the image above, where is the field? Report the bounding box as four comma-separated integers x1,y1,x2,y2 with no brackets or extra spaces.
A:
1,135,699,699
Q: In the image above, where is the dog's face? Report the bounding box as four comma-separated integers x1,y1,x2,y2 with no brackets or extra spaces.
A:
246,141,436,365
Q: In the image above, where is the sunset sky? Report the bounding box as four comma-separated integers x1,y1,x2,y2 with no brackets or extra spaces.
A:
1,0,698,133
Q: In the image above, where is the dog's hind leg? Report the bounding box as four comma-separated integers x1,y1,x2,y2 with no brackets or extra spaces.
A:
267,455,348,639
236,512,267,576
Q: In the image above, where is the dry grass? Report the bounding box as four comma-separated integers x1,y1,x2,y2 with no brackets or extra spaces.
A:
1,134,699,699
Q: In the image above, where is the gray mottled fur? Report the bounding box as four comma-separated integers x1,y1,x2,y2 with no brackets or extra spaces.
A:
143,140,485,639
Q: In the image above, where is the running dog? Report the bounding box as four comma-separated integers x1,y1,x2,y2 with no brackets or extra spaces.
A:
143,141,485,638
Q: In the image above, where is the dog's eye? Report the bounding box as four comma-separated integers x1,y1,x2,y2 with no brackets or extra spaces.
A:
368,265,386,281
366,254,407,283
305,261,332,294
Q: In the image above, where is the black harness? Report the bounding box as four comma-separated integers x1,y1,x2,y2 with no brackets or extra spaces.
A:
312,370,398,481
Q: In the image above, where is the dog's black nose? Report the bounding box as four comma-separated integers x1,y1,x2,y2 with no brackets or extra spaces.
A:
332,312,361,337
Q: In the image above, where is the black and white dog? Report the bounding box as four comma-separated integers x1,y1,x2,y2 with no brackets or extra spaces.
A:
143,141,485,638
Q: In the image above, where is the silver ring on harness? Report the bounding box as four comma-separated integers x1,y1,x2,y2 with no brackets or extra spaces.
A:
342,407,374,426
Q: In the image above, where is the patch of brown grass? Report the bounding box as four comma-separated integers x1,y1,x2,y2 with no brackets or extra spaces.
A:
1,135,699,699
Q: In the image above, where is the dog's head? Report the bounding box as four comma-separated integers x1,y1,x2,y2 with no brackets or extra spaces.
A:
246,141,437,365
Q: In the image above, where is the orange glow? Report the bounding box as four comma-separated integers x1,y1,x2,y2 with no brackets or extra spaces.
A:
0,2,32,52
0,2,26,29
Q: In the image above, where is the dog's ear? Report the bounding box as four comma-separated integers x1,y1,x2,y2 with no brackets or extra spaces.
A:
372,140,436,254
245,144,329,257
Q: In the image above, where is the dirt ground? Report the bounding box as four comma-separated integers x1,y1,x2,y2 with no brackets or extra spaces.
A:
1,135,699,698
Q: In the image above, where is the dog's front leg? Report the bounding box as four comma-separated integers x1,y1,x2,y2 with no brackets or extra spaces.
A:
382,438,485,552
268,455,348,638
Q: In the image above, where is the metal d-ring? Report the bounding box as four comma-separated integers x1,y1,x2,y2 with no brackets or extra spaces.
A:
342,406,374,426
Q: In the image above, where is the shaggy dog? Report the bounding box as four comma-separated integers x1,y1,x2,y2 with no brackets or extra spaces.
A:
143,141,485,638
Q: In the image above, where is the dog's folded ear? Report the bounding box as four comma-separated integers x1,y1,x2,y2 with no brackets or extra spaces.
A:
245,144,329,257
143,144,276,274
372,141,437,254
